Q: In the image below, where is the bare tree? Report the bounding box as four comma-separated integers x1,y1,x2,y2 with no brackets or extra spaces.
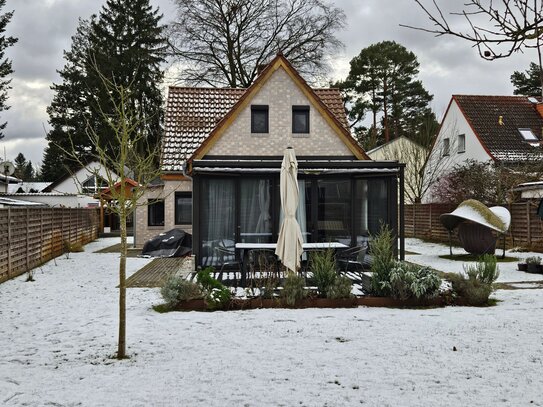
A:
66,66,162,359
403,1,543,97
169,0,345,87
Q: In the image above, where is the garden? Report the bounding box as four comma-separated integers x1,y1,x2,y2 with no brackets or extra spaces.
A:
157,225,502,312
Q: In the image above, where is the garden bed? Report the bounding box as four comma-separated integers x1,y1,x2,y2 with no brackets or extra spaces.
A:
167,295,447,312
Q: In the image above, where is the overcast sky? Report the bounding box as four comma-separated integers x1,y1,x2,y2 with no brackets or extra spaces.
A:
1,0,534,170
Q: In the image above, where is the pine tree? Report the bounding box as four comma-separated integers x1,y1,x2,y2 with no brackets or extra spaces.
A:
338,41,434,145
42,0,166,180
14,152,34,181
0,0,17,139
511,62,542,97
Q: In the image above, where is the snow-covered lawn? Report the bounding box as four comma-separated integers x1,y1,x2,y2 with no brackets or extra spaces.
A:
1,237,543,406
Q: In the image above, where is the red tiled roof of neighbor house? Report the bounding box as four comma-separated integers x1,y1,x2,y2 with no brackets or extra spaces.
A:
161,86,351,172
452,95,543,162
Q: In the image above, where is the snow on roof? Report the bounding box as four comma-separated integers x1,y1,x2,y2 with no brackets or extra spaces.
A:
0,196,48,207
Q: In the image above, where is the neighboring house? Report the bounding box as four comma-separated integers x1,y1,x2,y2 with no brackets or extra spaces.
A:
8,182,51,194
367,136,428,204
43,160,124,197
424,95,543,202
135,54,405,267
0,173,21,194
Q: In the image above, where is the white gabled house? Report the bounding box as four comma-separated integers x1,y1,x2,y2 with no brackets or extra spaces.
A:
424,95,543,202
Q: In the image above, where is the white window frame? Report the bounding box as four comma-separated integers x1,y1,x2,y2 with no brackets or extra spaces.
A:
457,134,465,153
442,138,450,156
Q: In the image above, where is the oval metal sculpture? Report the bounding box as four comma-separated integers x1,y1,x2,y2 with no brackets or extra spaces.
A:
440,199,511,256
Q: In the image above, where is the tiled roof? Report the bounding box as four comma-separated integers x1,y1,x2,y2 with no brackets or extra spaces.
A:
453,95,543,162
162,87,349,172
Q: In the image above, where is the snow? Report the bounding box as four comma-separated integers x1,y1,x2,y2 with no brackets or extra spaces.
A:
1,237,543,406
405,238,543,283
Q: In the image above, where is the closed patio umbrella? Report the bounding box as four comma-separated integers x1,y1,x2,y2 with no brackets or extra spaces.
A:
275,147,303,273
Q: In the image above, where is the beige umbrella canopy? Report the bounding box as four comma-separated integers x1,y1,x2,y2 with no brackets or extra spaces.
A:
275,147,304,273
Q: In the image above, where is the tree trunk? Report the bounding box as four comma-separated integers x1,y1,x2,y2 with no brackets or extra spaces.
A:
117,208,127,359
383,78,390,143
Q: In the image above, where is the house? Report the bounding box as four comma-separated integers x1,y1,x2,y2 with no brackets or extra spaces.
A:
423,95,543,202
134,54,405,268
367,136,427,203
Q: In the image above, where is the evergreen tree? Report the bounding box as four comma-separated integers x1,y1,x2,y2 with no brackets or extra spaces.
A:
42,0,166,180
338,41,434,145
14,152,34,181
0,0,17,139
511,62,542,97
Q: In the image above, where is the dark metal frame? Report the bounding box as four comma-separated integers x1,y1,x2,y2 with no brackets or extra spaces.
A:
292,105,310,133
250,105,269,133
147,199,165,226
174,191,192,225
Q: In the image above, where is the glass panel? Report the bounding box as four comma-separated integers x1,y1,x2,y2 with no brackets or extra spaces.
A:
200,179,235,266
316,179,351,244
240,179,272,243
367,179,388,235
354,179,369,246
251,106,268,133
148,200,164,226
293,109,309,133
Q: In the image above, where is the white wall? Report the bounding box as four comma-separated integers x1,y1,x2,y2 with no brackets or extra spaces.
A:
423,99,493,202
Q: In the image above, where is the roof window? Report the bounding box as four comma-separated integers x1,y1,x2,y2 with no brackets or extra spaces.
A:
518,128,538,141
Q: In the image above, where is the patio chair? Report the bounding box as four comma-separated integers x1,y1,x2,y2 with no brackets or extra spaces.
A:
336,244,367,274
214,245,241,285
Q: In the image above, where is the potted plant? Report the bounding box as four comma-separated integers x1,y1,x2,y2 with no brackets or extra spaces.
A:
526,256,543,274
517,260,528,272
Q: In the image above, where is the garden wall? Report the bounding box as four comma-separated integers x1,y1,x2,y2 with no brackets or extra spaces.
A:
0,208,100,284
405,201,543,251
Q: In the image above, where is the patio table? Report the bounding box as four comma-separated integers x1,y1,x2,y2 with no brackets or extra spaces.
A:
235,242,348,286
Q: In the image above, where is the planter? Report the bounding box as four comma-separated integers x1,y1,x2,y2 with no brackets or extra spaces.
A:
527,264,543,274
517,263,528,272
355,296,446,308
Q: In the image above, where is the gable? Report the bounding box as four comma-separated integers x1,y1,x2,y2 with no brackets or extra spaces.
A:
205,66,355,158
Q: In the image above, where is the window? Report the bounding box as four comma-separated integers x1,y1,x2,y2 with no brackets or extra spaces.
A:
457,134,465,153
148,199,164,226
442,138,450,156
518,128,538,141
175,192,192,224
292,105,310,133
251,105,269,133
82,175,107,195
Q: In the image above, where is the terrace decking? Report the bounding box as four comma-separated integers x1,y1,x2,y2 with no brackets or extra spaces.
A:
125,257,193,288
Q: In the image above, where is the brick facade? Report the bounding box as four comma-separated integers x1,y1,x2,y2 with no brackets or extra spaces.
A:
207,68,353,157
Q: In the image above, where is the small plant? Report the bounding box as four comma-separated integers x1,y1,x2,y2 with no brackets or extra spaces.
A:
282,271,306,306
448,255,500,306
309,249,337,297
25,269,35,282
383,262,441,300
370,223,396,296
327,276,353,299
525,256,541,265
196,268,232,310
161,275,203,307
63,240,84,259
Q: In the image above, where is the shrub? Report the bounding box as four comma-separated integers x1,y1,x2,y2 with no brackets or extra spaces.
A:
161,275,203,307
370,223,396,296
196,268,232,310
526,256,542,265
382,262,441,300
448,255,500,306
282,272,306,306
309,249,337,297
327,276,353,299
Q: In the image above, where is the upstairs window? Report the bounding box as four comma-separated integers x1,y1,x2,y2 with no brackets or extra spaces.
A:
148,199,165,226
175,192,192,225
251,105,269,133
442,138,450,156
457,134,466,153
292,105,310,133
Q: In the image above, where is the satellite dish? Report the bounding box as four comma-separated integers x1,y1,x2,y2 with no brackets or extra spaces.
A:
1,161,15,176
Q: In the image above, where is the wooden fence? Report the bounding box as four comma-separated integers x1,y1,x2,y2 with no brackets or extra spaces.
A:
405,202,543,251
0,208,100,284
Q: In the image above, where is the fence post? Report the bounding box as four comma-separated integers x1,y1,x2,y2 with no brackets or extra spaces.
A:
429,205,433,235
7,207,10,279
26,208,30,271
527,201,532,247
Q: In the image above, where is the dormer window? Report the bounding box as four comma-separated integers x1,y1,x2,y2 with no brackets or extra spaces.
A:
251,105,268,133
292,105,310,133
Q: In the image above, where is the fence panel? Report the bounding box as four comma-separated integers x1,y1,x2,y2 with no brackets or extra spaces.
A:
0,208,99,284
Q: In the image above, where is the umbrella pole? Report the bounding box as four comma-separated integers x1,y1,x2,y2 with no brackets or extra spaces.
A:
448,230,453,256
502,233,506,259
